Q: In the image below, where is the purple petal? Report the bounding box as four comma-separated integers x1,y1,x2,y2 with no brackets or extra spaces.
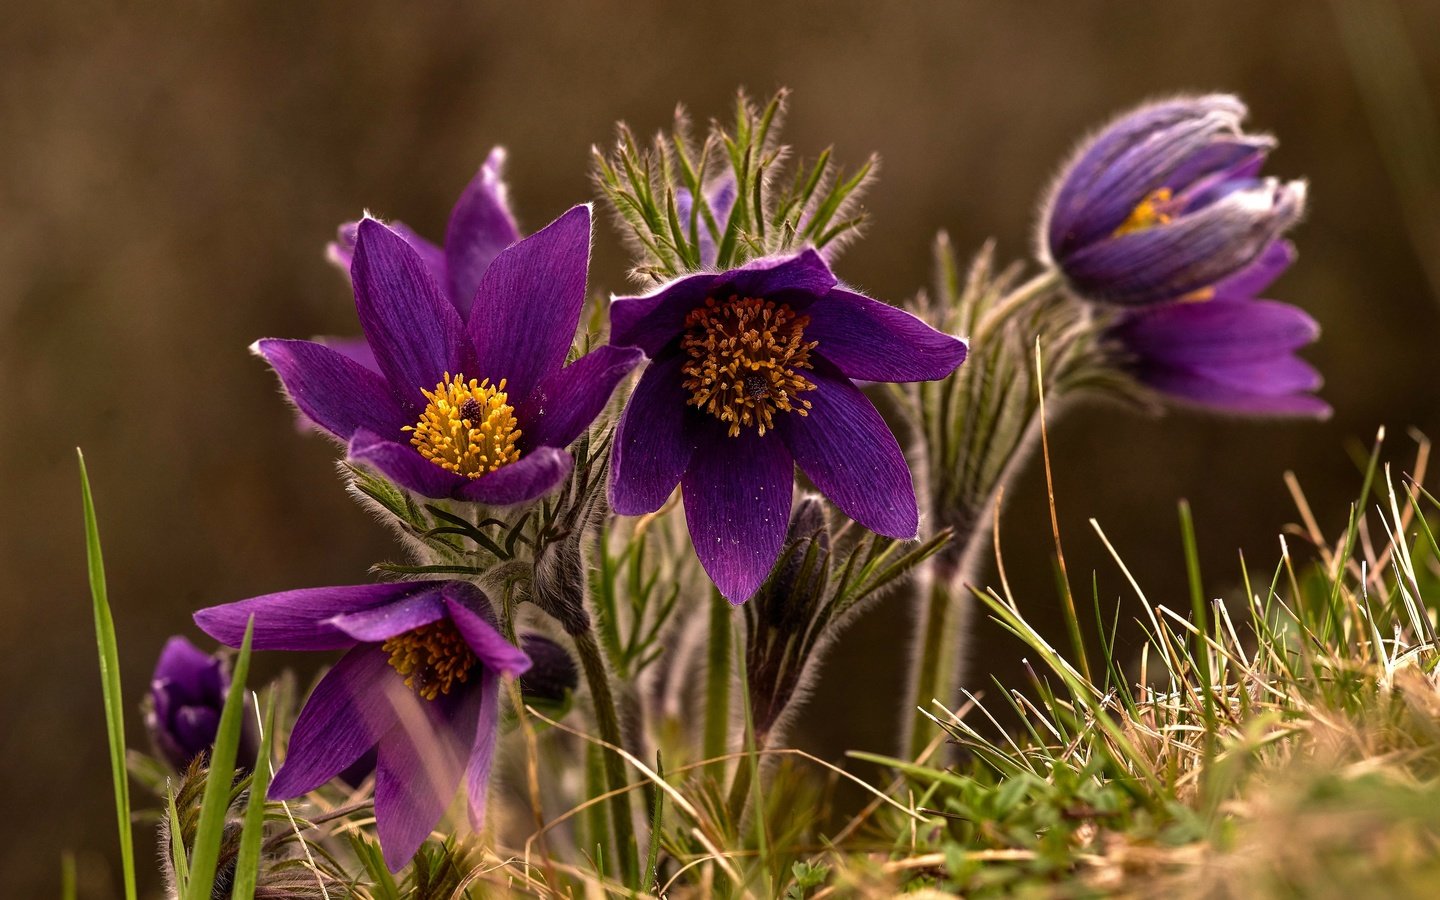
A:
374,676,480,871
1183,355,1322,394
445,147,522,319
172,707,220,752
194,582,428,651
805,289,968,382
521,344,644,450
328,220,446,291
152,636,223,698
609,353,697,516
1140,367,1331,418
312,335,380,374
463,668,502,830
1047,96,1254,254
1210,239,1295,301
326,588,448,642
777,364,918,539
1062,179,1306,306
268,646,397,798
443,586,531,676
676,175,738,267
681,424,795,603
352,218,468,398
610,250,838,356
1114,298,1320,366
467,205,591,400
253,339,411,441
348,429,469,500
453,446,573,505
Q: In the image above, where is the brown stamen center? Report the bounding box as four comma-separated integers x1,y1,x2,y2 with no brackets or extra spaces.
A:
680,295,818,437
382,619,477,701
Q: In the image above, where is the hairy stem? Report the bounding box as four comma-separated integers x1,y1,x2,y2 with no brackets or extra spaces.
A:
571,629,639,884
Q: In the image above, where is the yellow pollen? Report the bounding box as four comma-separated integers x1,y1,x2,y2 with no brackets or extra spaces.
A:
1112,187,1176,237
382,619,477,701
404,373,521,478
680,295,818,438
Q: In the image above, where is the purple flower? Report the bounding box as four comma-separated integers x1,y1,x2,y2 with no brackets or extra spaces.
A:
1041,94,1306,306
1107,240,1329,417
325,147,522,326
194,580,530,871
675,176,738,268
254,202,643,504
145,636,255,771
607,250,967,602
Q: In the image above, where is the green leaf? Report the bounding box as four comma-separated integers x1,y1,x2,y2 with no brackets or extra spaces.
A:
185,616,254,900
77,449,138,900
166,786,190,896
230,691,277,900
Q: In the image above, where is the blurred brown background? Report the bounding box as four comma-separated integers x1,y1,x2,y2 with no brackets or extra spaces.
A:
5,1,1439,894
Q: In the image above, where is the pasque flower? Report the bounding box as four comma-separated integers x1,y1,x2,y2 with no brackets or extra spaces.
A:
1041,94,1306,307
325,148,522,345
608,250,967,601
1107,240,1329,417
254,202,642,504
194,580,530,871
144,635,255,771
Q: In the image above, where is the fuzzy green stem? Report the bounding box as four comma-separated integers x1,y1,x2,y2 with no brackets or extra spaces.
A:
572,629,639,884
903,536,977,759
703,591,732,767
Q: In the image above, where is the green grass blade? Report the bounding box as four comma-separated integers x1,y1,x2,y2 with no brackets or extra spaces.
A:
230,690,276,900
185,616,255,900
60,853,77,900
644,751,666,893
77,449,138,900
167,786,190,896
1178,501,1217,771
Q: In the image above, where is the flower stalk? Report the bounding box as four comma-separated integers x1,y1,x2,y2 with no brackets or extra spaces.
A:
901,240,1110,758
569,628,640,883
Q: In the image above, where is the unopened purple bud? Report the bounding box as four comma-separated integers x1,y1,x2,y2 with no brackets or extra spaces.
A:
1040,94,1306,306
144,636,255,771
518,634,578,705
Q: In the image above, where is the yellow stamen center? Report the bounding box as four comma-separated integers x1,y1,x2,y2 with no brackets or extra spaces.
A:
1112,187,1175,237
404,373,521,478
382,619,477,701
680,295,818,438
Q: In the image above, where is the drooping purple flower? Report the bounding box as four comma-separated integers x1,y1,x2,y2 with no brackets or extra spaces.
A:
1107,240,1329,417
254,203,643,504
1040,94,1307,306
194,580,530,871
144,636,256,771
607,250,967,602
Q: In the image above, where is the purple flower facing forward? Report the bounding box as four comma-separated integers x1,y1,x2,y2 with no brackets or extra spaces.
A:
255,204,642,504
1041,94,1306,307
194,580,530,871
608,250,967,602
1107,240,1329,417
145,636,255,771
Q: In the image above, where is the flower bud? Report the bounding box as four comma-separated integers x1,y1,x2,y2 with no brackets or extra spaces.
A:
518,633,579,706
745,495,833,741
1041,94,1306,307
144,636,255,771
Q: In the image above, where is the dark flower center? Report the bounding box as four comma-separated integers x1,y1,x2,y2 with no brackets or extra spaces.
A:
403,372,522,478
680,295,818,437
382,619,478,701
